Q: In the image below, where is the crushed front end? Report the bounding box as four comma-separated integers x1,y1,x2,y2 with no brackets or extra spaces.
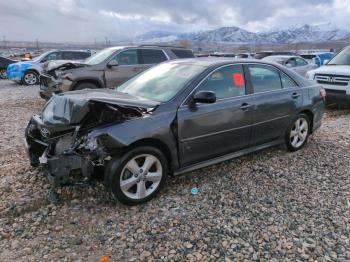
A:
39,61,87,100
25,90,154,190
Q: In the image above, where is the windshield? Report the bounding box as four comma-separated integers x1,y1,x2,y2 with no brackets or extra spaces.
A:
117,62,205,102
85,47,120,65
327,47,350,65
32,51,52,62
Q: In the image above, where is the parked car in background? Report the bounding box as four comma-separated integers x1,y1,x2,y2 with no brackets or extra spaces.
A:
209,52,236,57
39,45,195,99
300,52,334,67
263,55,317,76
306,46,350,105
25,58,325,204
7,50,92,85
254,51,298,59
235,53,254,59
0,56,17,79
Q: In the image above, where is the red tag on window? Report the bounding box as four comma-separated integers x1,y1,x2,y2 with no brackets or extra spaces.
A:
233,73,245,87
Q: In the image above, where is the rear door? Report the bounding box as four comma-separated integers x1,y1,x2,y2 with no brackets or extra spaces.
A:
177,64,254,166
105,49,142,87
139,48,168,69
246,64,301,146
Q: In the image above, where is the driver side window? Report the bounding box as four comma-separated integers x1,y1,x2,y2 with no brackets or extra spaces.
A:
196,65,245,99
42,52,60,62
114,49,139,65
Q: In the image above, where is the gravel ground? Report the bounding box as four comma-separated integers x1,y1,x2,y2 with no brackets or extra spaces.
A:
0,79,350,261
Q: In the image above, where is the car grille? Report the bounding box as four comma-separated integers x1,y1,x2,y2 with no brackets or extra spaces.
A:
315,74,350,86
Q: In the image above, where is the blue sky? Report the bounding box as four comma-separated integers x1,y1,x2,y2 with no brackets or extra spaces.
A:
0,0,349,42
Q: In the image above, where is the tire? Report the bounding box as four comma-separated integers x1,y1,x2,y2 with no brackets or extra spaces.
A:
23,70,39,85
0,69,6,79
105,146,168,205
74,82,98,90
285,113,310,152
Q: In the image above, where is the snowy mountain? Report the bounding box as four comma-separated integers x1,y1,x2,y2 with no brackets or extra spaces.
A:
136,24,350,44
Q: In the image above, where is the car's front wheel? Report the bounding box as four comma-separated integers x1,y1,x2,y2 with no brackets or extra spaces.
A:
23,71,39,85
0,69,7,79
105,146,168,205
285,113,310,151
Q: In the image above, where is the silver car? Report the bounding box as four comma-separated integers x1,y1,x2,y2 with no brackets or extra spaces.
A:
263,55,317,77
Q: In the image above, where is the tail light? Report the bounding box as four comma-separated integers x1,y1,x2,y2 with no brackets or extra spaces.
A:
320,87,326,100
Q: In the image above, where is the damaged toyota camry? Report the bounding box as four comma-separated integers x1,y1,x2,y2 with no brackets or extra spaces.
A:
25,58,325,204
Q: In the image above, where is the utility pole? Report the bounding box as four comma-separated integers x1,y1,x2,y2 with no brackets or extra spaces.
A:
2,36,6,49
105,37,108,47
35,38,39,50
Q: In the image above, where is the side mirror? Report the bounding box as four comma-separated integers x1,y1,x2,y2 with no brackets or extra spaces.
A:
193,91,216,104
323,59,329,65
285,63,293,68
107,60,118,68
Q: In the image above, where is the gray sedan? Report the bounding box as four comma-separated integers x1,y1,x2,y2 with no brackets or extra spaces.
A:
263,55,317,77
25,58,325,204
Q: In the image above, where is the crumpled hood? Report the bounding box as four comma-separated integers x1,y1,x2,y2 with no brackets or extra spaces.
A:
41,89,159,126
311,65,350,76
58,88,160,108
43,60,87,72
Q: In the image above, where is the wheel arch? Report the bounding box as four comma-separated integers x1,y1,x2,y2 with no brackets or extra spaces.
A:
127,138,173,169
299,109,314,133
72,79,104,90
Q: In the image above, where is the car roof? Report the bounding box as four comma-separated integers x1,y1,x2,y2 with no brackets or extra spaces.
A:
264,55,299,59
168,57,272,67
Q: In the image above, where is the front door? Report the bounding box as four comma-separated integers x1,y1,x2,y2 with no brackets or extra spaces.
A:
177,64,254,166
246,64,302,146
105,49,145,88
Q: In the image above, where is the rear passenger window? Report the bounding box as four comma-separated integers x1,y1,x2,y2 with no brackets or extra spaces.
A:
115,49,139,65
171,49,195,58
140,49,167,64
196,65,245,99
280,72,297,88
248,65,282,93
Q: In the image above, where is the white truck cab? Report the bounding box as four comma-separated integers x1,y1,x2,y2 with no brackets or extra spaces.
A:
306,46,350,105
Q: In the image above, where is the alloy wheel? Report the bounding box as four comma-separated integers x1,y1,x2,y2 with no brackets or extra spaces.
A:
120,154,163,200
290,117,309,148
24,73,38,85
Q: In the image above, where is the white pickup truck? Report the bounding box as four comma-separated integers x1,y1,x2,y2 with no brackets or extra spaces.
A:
306,46,350,106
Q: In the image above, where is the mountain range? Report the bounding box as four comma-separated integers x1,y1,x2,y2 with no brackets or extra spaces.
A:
137,23,350,44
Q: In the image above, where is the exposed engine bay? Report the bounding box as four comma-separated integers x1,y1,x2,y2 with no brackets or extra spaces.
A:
25,90,157,191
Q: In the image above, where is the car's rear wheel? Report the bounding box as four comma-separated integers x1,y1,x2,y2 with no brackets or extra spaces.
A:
23,71,39,85
105,146,168,205
0,69,7,79
285,113,310,151
74,82,98,90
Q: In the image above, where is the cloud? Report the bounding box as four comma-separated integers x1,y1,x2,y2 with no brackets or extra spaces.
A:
0,0,348,42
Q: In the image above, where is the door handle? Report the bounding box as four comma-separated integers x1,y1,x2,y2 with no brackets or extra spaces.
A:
291,92,301,99
240,103,252,110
